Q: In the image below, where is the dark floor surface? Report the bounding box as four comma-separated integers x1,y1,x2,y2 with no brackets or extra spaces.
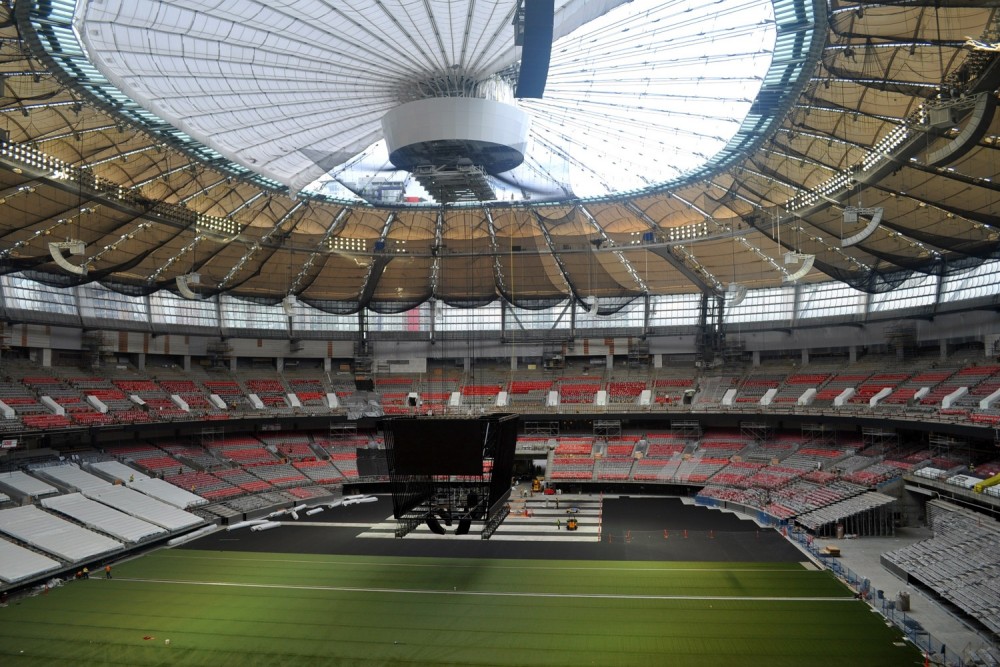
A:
185,496,804,563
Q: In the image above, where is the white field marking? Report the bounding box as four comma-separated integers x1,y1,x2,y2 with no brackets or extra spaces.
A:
117,577,854,603
153,552,817,574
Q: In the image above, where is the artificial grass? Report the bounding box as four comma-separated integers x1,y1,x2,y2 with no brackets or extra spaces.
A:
0,550,923,666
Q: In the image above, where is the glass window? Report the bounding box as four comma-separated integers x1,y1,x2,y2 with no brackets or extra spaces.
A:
368,304,431,333
1,274,77,322
505,301,572,331
436,302,498,332
220,295,286,333
648,294,701,327
79,282,148,327
870,273,937,312
941,260,1000,303
575,299,645,330
150,290,218,329
724,286,794,323
291,304,358,334
798,281,866,320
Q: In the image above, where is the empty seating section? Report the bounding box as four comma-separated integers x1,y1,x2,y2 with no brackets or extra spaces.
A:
812,372,872,407
596,456,633,480
559,380,600,404
883,502,1000,635
914,368,965,407
652,378,692,404
550,455,595,480
420,392,450,413
107,443,192,476
260,432,316,460
847,372,910,405
772,373,830,404
160,380,215,413
208,436,276,466
607,381,645,403
290,378,327,406
292,459,344,484
950,365,1000,410
205,468,268,495
204,380,250,408
842,460,909,486
461,384,501,405
508,380,552,407
734,375,781,403
246,378,289,408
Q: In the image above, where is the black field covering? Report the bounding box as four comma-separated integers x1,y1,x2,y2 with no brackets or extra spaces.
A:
185,496,803,563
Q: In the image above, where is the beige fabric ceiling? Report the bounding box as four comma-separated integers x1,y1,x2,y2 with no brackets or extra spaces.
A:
0,1,998,315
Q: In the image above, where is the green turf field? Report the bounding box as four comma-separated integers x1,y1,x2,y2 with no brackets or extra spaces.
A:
0,550,923,666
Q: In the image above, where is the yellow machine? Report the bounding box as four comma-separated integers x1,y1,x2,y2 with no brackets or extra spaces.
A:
566,518,578,531
531,478,542,492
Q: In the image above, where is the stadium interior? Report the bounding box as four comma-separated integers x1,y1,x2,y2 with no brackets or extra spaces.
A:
0,0,999,664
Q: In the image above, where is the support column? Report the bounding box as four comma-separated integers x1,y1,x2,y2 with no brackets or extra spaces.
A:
606,352,614,369
41,348,52,368
849,346,857,363
136,353,146,372
653,354,662,369
182,355,191,372
323,357,332,373
276,357,284,373
229,356,237,372
940,339,949,361
752,350,761,367
464,356,471,373
801,348,809,366
510,354,517,371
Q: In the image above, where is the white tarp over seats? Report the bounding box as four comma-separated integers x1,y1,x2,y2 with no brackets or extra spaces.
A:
0,505,123,562
33,463,111,493
129,477,207,509
41,492,166,543
0,470,59,499
85,486,203,531
0,536,61,583
88,460,150,484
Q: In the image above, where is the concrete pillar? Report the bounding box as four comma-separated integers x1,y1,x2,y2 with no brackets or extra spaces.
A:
182,355,191,372
752,350,761,367
606,352,614,369
801,348,809,366
323,357,331,373
276,357,284,373
41,348,52,367
510,354,517,371
229,356,237,372
464,357,471,373
940,339,949,361
136,353,146,372
653,354,663,369
849,346,857,363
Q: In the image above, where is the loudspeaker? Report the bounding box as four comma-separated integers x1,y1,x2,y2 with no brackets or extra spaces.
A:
354,377,374,392
456,518,472,535
426,515,446,535
407,396,417,407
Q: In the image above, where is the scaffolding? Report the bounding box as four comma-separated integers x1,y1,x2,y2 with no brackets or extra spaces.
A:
524,421,559,437
801,423,837,447
740,421,772,444
861,427,898,456
593,419,622,439
671,421,702,440
929,433,972,468
200,426,224,449
329,422,358,438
